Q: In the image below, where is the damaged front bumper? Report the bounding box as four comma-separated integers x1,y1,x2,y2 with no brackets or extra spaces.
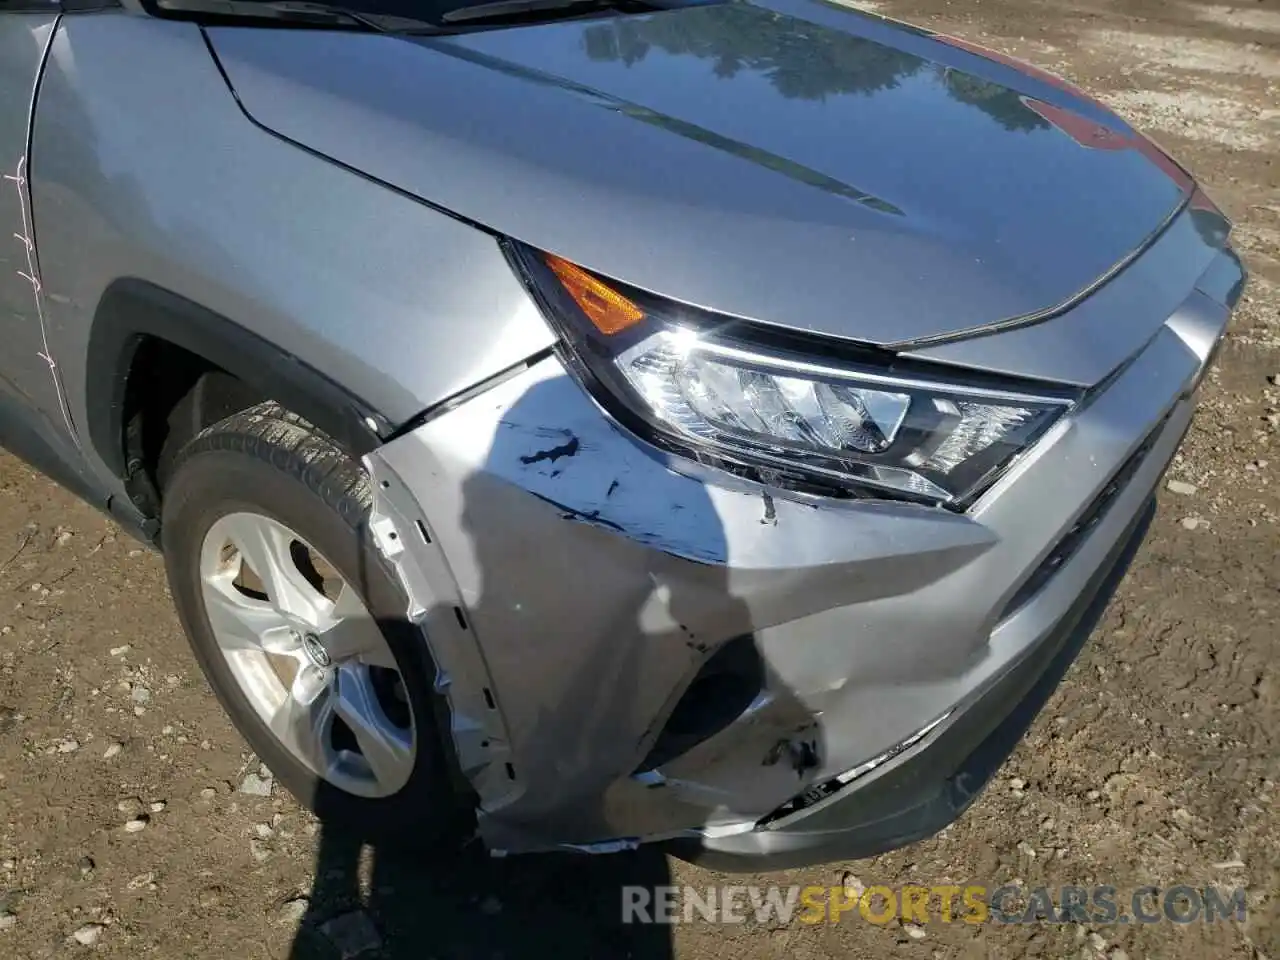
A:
362,255,1236,868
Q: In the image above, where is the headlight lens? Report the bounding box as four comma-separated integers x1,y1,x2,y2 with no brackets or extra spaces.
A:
513,246,1073,508
617,329,1067,504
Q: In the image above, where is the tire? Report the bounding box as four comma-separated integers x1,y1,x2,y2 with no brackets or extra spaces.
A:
160,402,469,845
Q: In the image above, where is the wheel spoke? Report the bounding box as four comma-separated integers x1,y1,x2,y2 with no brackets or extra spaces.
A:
221,514,331,627
268,665,332,773
333,664,414,792
318,585,398,669
203,575,298,654
292,662,331,708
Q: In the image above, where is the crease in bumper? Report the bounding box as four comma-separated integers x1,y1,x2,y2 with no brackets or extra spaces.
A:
363,358,996,853
359,269,1228,859
680,496,1158,871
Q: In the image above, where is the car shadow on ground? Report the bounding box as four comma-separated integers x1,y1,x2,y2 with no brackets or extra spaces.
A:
287,830,676,959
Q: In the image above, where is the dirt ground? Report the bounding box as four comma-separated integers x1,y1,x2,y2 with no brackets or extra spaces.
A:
1,0,1278,957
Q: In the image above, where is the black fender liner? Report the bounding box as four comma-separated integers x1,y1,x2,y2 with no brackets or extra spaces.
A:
86,278,390,487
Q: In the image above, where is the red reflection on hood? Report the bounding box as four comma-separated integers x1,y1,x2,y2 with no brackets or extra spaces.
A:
931,31,1207,207
932,33,1108,107
1020,98,1132,150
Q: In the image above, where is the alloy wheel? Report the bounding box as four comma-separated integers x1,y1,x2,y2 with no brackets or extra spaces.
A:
199,512,415,798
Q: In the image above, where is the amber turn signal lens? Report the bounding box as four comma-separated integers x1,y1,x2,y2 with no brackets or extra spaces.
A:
544,254,644,335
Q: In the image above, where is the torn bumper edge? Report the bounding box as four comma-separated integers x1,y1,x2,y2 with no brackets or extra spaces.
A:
363,460,520,816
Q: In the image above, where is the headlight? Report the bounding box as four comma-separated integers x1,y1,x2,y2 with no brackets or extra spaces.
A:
511,245,1074,508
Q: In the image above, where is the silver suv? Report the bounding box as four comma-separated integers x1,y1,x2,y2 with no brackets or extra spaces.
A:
0,0,1244,867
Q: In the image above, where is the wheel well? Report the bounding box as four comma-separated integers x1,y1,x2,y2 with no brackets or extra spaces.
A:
120,337,271,518
88,281,391,528
87,280,388,515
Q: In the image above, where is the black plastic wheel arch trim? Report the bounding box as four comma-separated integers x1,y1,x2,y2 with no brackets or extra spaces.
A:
85,278,390,490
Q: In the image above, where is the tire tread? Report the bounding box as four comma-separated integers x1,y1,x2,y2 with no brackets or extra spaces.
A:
179,402,374,527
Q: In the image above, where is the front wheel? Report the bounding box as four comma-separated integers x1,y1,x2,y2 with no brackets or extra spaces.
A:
161,403,466,842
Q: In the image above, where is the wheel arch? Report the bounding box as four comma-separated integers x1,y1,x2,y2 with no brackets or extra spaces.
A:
85,278,391,515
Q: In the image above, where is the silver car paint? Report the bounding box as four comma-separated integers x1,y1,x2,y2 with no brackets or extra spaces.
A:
0,11,69,433
205,1,1199,383
363,252,1231,849
29,13,556,500
911,201,1227,384
1,7,1242,859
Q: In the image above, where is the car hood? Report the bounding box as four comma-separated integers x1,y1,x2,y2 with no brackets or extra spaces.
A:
206,0,1195,352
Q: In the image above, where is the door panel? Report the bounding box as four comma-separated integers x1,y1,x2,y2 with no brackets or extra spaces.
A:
0,8,70,430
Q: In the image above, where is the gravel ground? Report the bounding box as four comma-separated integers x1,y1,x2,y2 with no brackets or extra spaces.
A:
1,1,1277,957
